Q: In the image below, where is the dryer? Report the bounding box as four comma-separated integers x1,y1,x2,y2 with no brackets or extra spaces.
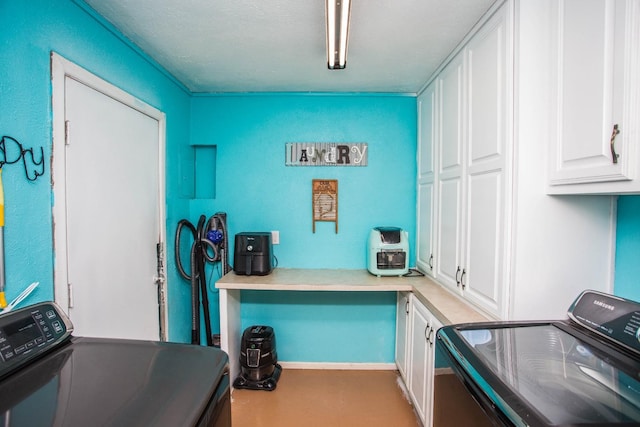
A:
0,302,230,427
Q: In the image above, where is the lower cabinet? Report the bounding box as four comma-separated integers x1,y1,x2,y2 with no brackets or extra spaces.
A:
396,293,442,426
395,291,411,381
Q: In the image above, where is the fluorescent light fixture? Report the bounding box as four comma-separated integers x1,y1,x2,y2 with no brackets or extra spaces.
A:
326,0,352,69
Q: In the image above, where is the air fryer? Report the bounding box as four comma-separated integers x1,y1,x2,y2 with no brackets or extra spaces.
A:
233,325,282,391
233,232,273,276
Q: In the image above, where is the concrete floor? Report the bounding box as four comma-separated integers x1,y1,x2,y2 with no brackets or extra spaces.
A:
231,369,420,427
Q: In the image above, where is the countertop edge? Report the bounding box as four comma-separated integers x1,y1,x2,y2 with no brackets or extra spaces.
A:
216,268,491,325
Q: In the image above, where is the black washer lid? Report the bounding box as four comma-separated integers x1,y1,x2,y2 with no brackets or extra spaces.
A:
0,337,228,426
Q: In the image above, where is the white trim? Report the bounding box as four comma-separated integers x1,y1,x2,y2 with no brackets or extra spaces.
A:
50,52,168,341
278,362,398,370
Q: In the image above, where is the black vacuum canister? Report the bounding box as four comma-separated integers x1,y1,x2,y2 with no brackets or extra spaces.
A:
234,325,282,391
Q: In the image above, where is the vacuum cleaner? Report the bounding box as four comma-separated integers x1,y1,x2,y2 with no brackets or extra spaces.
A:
175,212,231,346
233,325,282,391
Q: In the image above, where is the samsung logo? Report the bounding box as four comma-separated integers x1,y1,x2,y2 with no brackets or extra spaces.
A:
594,300,615,311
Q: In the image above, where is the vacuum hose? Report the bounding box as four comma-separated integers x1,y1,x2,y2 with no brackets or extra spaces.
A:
175,213,228,346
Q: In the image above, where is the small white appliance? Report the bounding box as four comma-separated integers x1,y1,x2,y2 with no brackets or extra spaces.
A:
367,227,409,277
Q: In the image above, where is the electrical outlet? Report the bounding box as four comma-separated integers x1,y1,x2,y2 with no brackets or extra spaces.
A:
271,230,280,245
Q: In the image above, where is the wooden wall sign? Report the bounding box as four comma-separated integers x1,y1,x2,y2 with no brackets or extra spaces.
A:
286,143,367,166
312,179,338,233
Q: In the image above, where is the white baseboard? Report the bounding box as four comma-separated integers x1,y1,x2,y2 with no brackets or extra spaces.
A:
278,361,398,370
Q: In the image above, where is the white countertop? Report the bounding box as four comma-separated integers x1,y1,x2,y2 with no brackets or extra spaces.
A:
216,268,490,325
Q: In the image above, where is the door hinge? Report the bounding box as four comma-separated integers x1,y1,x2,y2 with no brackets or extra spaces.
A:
67,282,74,308
155,241,167,342
154,242,165,286
64,120,70,146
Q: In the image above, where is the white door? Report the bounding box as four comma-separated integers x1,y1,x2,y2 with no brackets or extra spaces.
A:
423,313,442,427
463,3,510,318
394,291,411,381
416,85,437,276
435,55,464,292
408,296,430,425
51,54,166,341
548,0,630,185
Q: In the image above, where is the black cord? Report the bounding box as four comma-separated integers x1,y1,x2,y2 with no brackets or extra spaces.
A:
403,268,425,277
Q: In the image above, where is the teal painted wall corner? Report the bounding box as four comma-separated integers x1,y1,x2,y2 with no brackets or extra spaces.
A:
614,196,640,302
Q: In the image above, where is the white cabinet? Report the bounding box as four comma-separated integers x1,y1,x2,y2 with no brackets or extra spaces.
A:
548,0,640,194
395,291,411,380
416,83,437,276
431,3,511,318
434,53,465,293
460,4,511,316
407,295,442,427
416,0,616,321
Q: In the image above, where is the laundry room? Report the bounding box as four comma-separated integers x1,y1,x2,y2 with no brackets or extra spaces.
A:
2,1,640,426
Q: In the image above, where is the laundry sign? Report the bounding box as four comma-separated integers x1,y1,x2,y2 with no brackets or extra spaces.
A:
285,143,367,166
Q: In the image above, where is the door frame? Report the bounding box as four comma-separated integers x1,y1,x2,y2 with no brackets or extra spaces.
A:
50,52,168,340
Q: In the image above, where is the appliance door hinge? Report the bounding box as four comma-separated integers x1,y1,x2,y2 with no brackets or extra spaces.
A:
67,282,74,308
64,120,71,145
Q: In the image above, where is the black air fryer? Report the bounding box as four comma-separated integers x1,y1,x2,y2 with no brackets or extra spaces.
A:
233,325,282,391
233,232,273,275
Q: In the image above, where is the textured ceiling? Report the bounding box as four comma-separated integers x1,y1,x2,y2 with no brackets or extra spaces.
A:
82,0,496,93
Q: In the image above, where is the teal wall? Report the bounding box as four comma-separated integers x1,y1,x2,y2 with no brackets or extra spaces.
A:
614,196,640,302
0,0,193,342
190,94,417,362
241,291,397,363
190,94,417,268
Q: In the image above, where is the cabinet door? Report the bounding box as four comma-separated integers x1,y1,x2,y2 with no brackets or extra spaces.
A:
424,314,442,427
417,84,437,275
462,2,510,318
417,183,436,275
548,0,634,186
435,54,465,292
409,297,431,424
395,292,411,381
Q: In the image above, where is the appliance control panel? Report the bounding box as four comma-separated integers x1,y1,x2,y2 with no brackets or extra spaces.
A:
0,302,73,379
568,290,640,356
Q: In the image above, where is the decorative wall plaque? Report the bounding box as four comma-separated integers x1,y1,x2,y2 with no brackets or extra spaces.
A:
286,143,367,166
312,179,338,233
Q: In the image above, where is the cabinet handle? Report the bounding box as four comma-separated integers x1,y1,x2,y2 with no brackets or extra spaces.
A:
428,328,435,347
455,266,461,287
424,325,431,342
461,268,467,290
428,254,433,270
405,300,410,315
610,124,620,164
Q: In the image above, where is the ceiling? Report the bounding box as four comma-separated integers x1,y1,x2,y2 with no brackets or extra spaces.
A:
82,0,496,93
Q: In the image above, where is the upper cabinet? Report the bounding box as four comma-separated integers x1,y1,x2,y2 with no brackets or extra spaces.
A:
460,5,511,317
434,54,465,292
420,3,511,318
547,0,640,194
416,0,617,321
416,84,437,276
